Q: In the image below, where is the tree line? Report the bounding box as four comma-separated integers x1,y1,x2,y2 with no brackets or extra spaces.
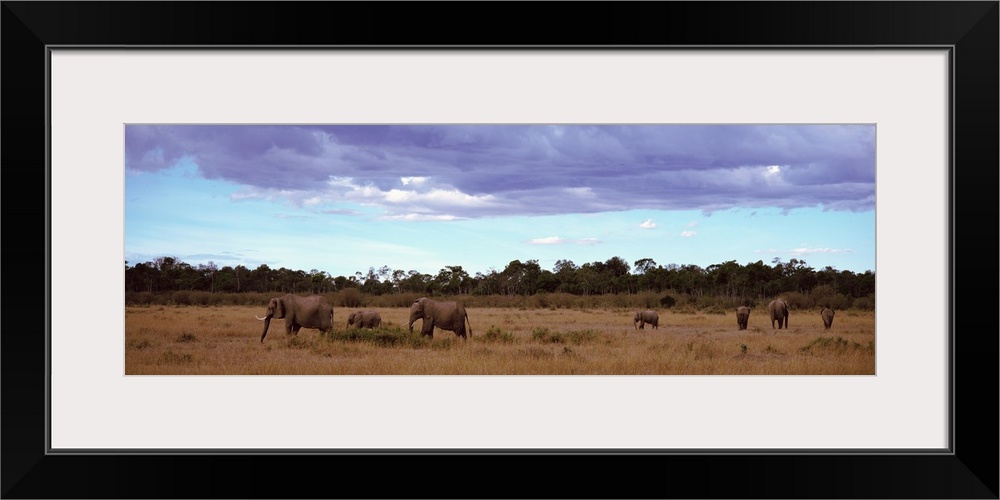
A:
125,256,875,304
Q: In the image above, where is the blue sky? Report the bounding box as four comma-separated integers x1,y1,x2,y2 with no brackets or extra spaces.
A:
125,124,876,277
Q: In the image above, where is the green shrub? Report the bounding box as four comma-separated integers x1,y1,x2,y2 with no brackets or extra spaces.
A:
482,326,515,344
531,327,597,345
531,327,560,343
566,329,598,344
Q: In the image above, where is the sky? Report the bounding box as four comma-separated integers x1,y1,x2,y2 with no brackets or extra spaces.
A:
124,124,876,277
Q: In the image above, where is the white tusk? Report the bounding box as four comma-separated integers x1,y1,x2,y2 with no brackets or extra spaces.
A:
255,316,267,321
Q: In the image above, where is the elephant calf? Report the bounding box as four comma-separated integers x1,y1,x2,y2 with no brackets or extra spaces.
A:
633,310,659,330
736,306,750,330
348,310,382,329
820,308,835,330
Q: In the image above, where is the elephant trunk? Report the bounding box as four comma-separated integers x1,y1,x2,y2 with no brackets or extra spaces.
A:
407,309,419,333
260,316,272,343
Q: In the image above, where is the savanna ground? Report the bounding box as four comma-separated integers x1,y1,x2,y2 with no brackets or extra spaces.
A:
125,305,875,375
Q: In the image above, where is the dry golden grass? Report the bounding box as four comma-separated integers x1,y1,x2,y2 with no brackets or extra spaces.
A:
125,305,875,375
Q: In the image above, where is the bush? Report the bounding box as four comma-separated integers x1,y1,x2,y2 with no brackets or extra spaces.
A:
531,327,598,345
829,293,851,310
125,291,156,305
701,305,728,315
338,288,363,308
799,337,874,355
190,291,212,306
781,292,811,310
658,294,677,309
481,326,515,344
171,290,192,305
852,295,875,311
340,328,405,347
809,285,836,307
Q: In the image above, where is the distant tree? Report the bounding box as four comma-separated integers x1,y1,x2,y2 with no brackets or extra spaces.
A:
633,258,657,275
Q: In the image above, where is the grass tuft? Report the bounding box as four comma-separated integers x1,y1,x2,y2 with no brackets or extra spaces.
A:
159,351,193,364
799,336,874,355
481,325,516,344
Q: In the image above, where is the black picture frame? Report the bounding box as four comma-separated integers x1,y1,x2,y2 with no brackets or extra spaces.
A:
3,2,997,498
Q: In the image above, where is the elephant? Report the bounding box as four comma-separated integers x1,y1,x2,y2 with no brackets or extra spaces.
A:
347,310,382,329
820,307,835,330
633,310,659,330
736,306,750,330
255,293,333,343
768,299,789,329
408,297,472,339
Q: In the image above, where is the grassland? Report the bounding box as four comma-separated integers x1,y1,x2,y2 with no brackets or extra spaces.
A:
125,305,875,375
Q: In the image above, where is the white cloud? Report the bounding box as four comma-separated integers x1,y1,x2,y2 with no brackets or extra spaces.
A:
639,219,656,229
680,230,697,237
789,247,852,256
686,220,700,228
763,165,785,186
377,213,462,221
327,176,355,187
384,189,416,203
529,236,601,245
530,236,566,245
329,177,497,212
400,176,427,186
421,188,496,207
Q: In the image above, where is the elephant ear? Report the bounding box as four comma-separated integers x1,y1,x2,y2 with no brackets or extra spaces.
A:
276,298,286,318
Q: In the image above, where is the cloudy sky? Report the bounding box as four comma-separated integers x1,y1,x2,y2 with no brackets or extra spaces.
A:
124,124,876,277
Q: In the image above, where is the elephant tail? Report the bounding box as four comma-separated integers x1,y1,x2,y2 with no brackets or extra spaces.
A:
465,313,473,338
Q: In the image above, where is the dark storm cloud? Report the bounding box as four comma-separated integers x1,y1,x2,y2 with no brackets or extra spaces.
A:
125,124,875,217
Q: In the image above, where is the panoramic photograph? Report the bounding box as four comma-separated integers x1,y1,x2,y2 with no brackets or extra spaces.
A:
124,124,876,375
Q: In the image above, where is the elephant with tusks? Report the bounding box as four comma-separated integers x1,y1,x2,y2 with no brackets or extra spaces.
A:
255,293,333,343
633,310,659,330
348,310,382,329
408,297,472,339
